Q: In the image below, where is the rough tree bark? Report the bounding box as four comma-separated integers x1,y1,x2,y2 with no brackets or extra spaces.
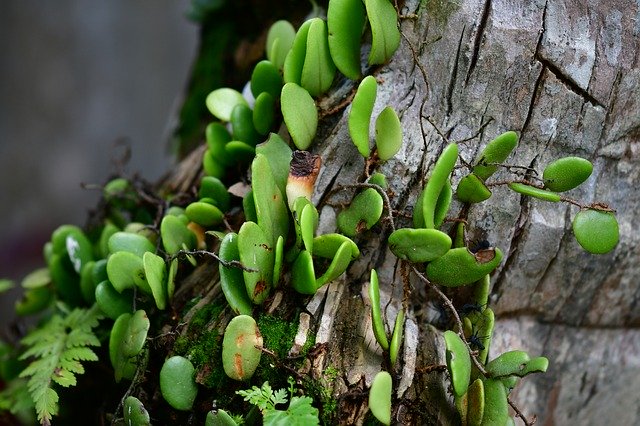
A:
163,0,639,424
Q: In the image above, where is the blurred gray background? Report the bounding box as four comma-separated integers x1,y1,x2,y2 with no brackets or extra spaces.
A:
0,1,199,284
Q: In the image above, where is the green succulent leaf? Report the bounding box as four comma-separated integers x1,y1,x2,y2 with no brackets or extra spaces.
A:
572,208,619,254
368,371,392,425
206,88,248,122
160,356,198,410
109,311,147,382
142,252,167,310
266,20,296,71
250,60,283,100
219,232,253,316
337,188,384,237
199,176,231,211
473,131,518,180
255,133,293,199
95,281,133,320
389,309,404,367
123,396,151,426
365,0,401,65
375,106,403,160
422,144,458,228
283,20,313,85
348,76,377,158
427,247,503,287
543,156,593,192
238,221,274,304
508,182,560,202
185,202,224,227
231,103,261,146
253,92,276,135
444,330,471,397
107,251,149,294
160,215,197,255
388,228,452,263
480,379,509,426
456,174,492,203
281,82,318,150
222,315,263,381
252,153,290,247
327,0,365,80
108,232,155,257
301,18,336,97
291,250,316,295
312,233,360,259
368,269,389,351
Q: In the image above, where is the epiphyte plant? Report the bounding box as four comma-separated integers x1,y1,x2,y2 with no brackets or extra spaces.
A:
0,2,622,425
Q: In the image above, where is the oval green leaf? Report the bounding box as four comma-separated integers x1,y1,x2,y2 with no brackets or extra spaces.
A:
301,18,336,97
219,232,253,316
426,247,503,287
388,228,452,263
473,131,518,180
238,221,274,304
222,315,263,381
160,356,198,410
365,0,401,65
543,156,593,192
206,88,248,122
348,76,377,158
250,60,282,100
327,0,365,80
572,209,619,254
508,182,560,202
369,371,392,425
281,82,317,150
444,330,471,397
375,106,402,161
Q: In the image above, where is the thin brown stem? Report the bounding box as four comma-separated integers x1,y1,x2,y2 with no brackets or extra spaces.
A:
508,396,536,426
172,250,258,272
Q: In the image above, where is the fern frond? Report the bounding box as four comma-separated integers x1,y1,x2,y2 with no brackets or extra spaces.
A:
18,305,103,425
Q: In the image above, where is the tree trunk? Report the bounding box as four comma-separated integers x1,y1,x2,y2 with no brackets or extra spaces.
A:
164,0,640,424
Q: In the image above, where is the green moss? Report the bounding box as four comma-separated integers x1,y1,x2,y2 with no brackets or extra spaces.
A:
302,367,339,426
257,313,297,359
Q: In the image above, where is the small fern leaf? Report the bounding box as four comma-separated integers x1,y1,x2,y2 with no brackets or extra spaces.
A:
34,387,58,426
18,306,102,425
51,368,76,387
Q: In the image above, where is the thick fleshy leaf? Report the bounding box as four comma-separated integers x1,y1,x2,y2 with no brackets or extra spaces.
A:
365,0,401,65
444,330,471,397
388,228,451,263
221,315,263,381
160,356,198,410
266,20,296,71
143,252,167,310
375,106,402,160
426,247,503,287
219,232,253,316
457,174,492,203
252,153,290,246
543,156,592,192
238,222,274,304
348,76,377,157
283,20,313,85
281,83,317,150
206,88,248,122
473,131,518,180
368,371,392,425
508,183,560,202
327,0,365,80
250,60,282,100
572,209,619,254
422,144,458,228
301,18,336,97
108,232,155,258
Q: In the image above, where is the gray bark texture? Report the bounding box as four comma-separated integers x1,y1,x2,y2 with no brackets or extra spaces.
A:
168,0,640,424
311,0,639,423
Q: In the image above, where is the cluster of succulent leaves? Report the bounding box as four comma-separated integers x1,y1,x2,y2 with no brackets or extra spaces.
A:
0,1,621,425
